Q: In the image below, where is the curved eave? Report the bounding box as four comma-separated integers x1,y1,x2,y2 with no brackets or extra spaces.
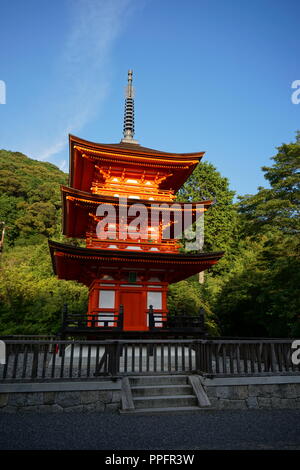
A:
69,134,205,159
69,134,205,193
49,240,224,285
61,185,214,238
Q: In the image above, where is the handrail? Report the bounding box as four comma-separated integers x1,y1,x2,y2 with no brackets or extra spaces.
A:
0,337,298,381
148,306,205,331
0,338,297,345
61,305,124,331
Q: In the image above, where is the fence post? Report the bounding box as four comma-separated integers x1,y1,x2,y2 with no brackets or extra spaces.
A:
194,340,202,373
58,304,68,356
117,305,124,330
205,340,213,374
149,305,155,330
108,341,120,379
31,344,39,379
196,340,210,373
94,345,109,376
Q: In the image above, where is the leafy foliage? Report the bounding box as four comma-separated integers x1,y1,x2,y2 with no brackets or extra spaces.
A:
177,161,237,253
167,280,220,335
238,132,300,237
0,243,88,334
211,133,300,337
0,151,87,334
0,150,67,246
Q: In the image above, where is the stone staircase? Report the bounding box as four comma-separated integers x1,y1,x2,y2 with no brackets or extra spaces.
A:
120,375,211,415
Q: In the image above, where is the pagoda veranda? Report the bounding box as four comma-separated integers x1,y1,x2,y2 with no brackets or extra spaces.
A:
49,71,223,336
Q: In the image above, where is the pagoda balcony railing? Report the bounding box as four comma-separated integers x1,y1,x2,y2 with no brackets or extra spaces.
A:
61,305,124,332
86,234,180,252
148,306,205,332
91,182,175,201
59,304,205,335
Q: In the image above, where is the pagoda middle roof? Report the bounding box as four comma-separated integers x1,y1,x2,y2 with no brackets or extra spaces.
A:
61,185,214,238
69,134,205,193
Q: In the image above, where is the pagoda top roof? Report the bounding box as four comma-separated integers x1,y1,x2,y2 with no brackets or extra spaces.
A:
69,134,205,159
69,134,204,193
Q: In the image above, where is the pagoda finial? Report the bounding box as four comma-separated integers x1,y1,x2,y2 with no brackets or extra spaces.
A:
121,69,139,144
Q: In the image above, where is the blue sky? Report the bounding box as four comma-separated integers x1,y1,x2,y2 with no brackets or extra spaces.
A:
0,0,299,196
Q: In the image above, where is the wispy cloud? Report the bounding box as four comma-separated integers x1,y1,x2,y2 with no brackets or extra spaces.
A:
38,136,69,162
30,0,136,166
58,159,68,173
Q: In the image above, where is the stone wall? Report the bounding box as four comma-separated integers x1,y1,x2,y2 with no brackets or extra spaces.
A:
203,377,300,410
0,381,121,413
1,376,300,413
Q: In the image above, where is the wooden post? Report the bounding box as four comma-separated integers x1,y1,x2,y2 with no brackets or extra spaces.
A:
117,304,124,330
194,340,202,373
31,344,39,379
59,304,68,356
148,305,155,330
94,346,109,376
108,341,120,379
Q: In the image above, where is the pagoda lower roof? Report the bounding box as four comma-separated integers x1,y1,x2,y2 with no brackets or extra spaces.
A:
69,134,204,193
61,185,213,238
49,240,224,285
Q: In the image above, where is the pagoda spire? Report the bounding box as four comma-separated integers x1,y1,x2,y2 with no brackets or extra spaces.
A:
121,69,139,144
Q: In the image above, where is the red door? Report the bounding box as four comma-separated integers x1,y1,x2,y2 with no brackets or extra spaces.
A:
120,290,147,331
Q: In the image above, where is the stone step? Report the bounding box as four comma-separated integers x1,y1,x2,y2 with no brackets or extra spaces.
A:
129,375,188,386
131,384,193,397
133,394,198,409
120,406,208,415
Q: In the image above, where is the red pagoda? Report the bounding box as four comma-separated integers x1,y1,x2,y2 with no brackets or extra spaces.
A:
49,70,223,335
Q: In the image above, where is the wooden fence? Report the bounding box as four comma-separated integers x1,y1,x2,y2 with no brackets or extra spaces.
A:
0,338,299,381
60,305,204,334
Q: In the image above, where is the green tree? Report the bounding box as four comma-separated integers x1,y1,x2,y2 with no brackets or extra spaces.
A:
238,132,300,237
167,280,220,335
177,161,237,253
0,150,67,246
0,150,88,334
0,243,88,334
214,132,300,337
